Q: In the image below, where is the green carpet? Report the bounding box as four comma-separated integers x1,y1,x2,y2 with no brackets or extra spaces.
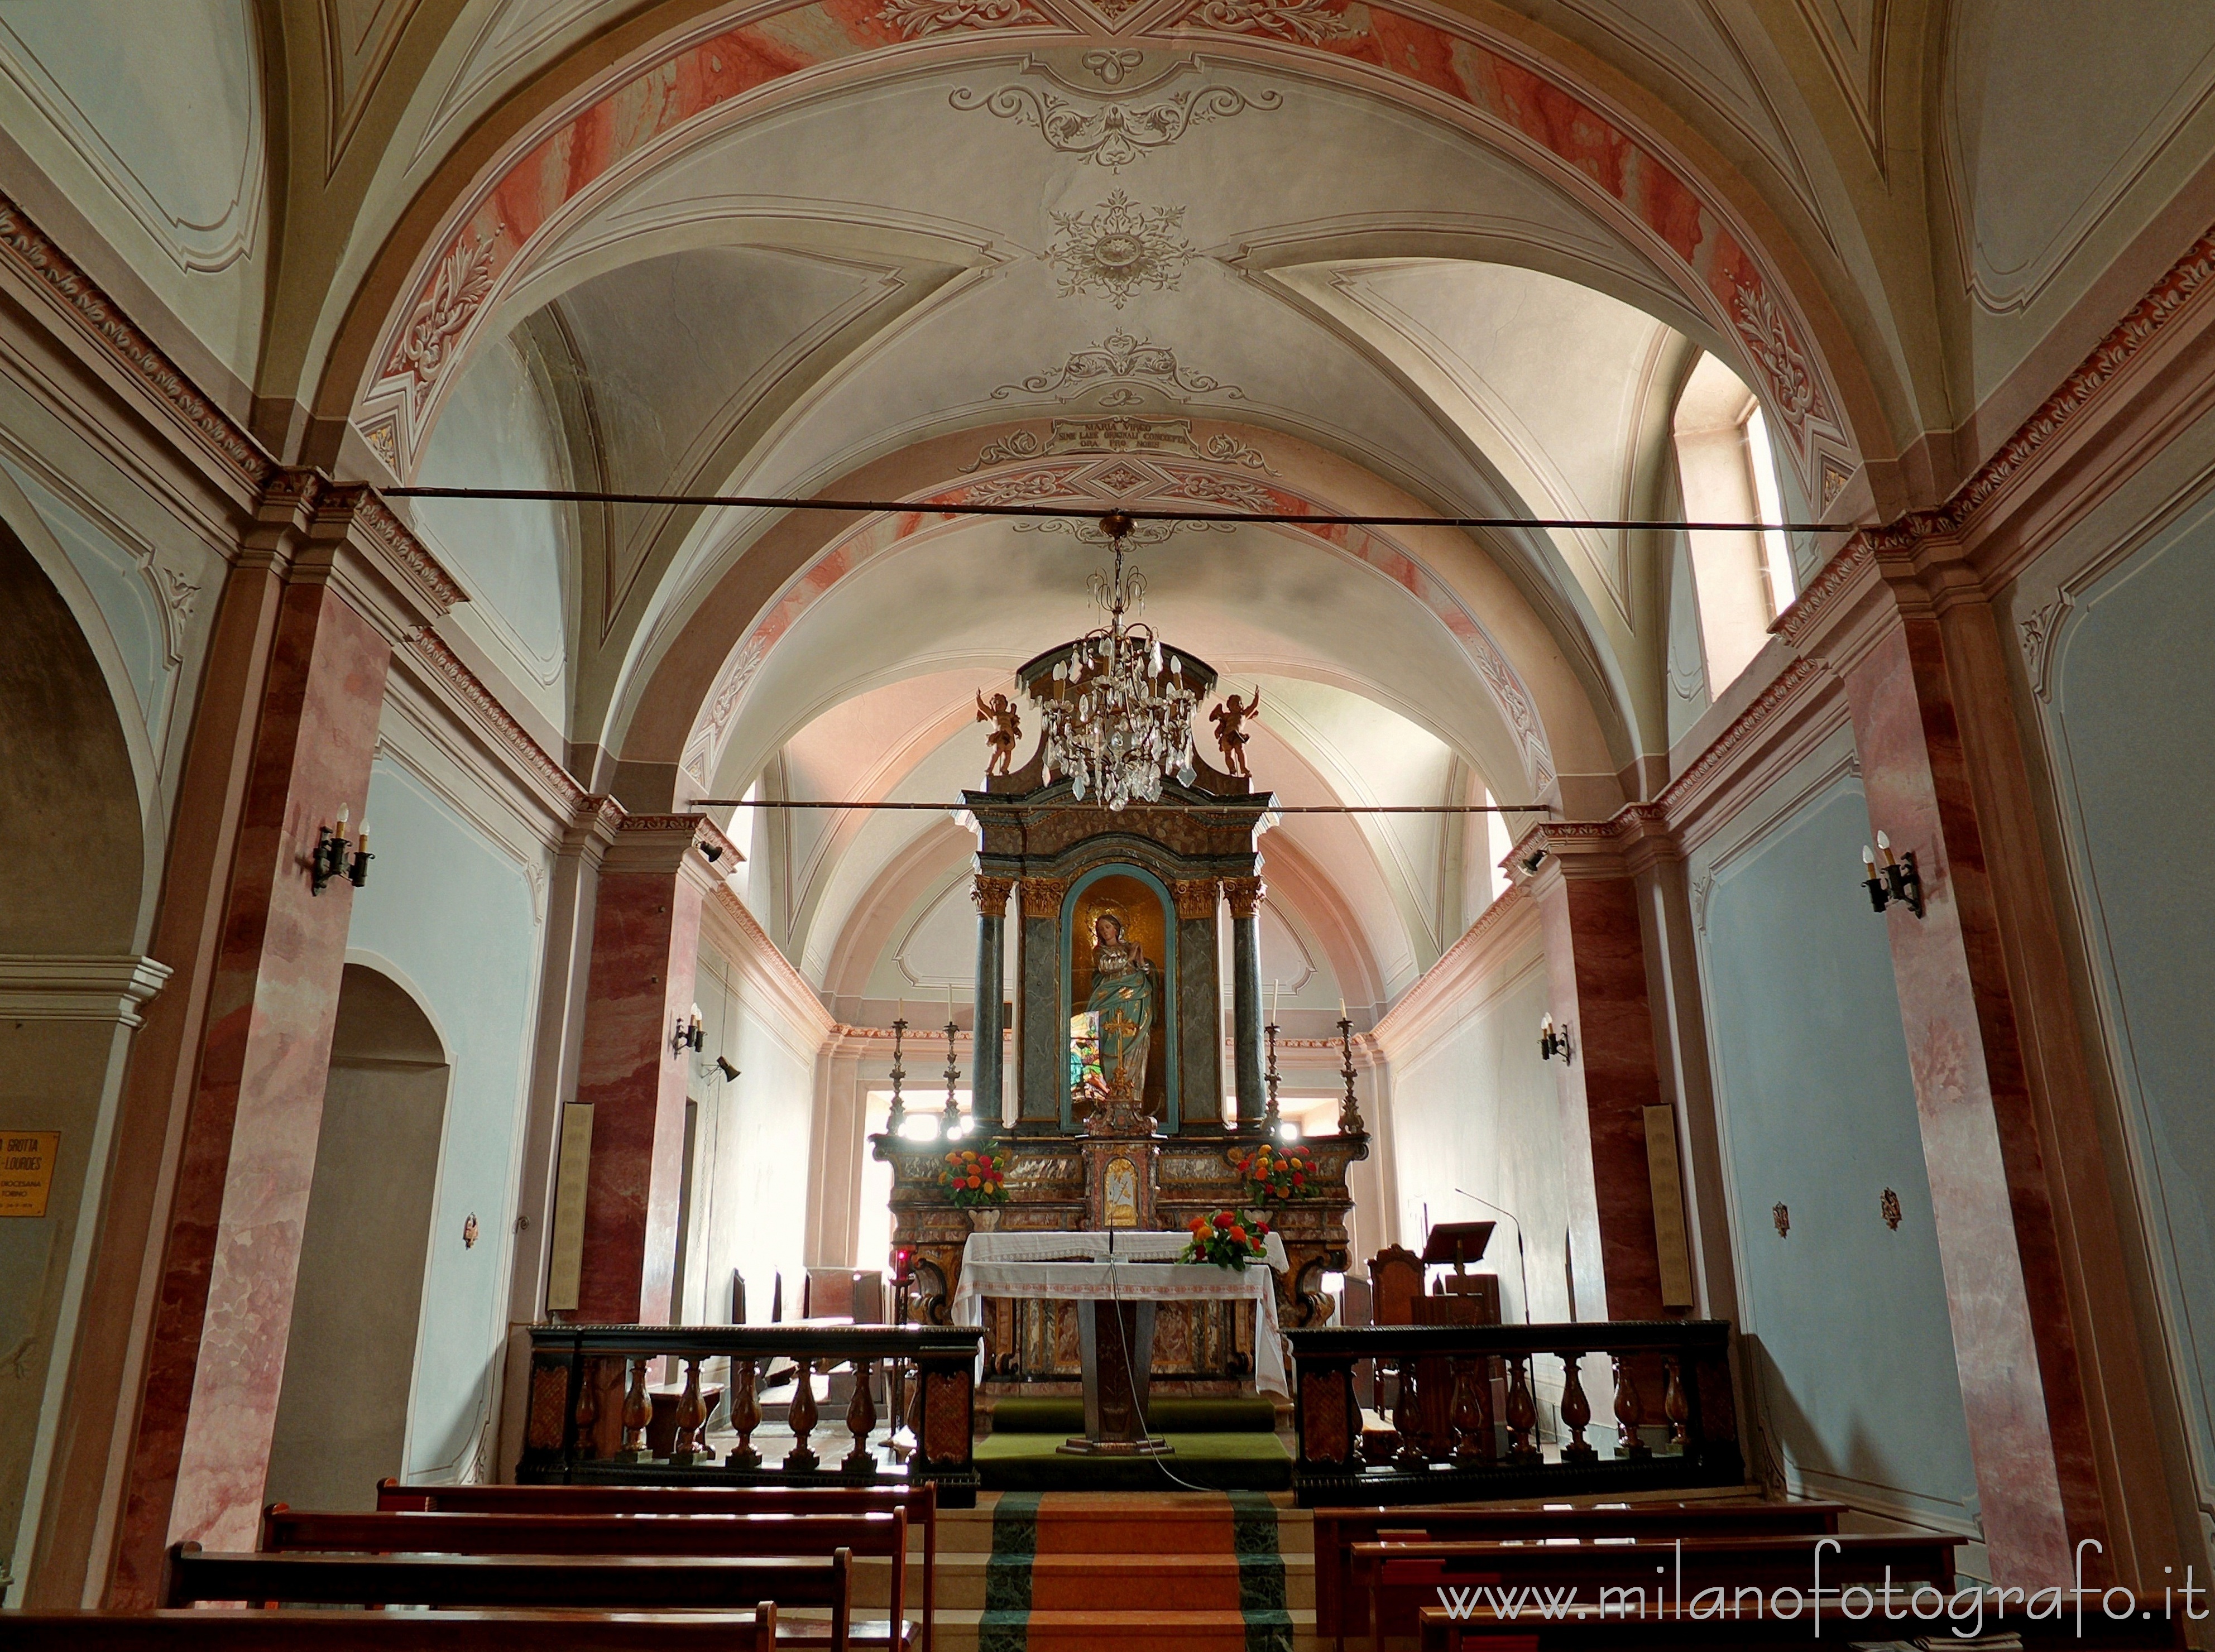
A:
975,1430,1293,1491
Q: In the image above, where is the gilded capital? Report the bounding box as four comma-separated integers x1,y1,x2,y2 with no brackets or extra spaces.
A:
1222,875,1266,919
972,874,1016,914
1171,878,1220,921
1020,876,1072,920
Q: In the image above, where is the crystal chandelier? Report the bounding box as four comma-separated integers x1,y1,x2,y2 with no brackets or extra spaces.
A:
1034,515,1200,810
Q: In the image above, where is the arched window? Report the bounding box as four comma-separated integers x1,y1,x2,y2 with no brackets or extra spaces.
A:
1672,353,1799,694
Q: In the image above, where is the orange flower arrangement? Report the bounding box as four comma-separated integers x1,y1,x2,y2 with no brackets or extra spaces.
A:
939,1145,1010,1208
1237,1140,1312,1203
1181,1207,1270,1269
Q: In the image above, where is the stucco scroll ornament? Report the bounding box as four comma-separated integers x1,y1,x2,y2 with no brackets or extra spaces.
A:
1044,191,1197,308
994,330,1243,401
878,0,1042,35
2017,592,2072,702
1729,280,1825,437
1179,0,1361,44
950,81,1281,170
680,635,768,785
386,227,500,409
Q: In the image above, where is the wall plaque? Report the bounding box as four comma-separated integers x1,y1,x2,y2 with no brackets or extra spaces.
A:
0,1132,59,1217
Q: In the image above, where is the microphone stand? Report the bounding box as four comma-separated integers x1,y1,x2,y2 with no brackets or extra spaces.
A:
1454,1188,1531,1324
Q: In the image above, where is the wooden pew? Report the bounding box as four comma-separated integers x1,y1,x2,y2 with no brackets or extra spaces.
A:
1316,1499,1845,1648
377,1478,937,1652
1357,1531,1956,1652
1418,1593,2186,1650
265,1507,906,1648
161,1544,851,1652
0,1608,778,1651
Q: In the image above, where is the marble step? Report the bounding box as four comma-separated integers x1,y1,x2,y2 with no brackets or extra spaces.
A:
914,1548,1314,1612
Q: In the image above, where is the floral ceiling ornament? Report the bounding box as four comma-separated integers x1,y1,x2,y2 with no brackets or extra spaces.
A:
950,80,1281,170
385,225,500,409
1180,0,1363,44
1044,191,1197,308
995,330,1242,401
878,0,1042,35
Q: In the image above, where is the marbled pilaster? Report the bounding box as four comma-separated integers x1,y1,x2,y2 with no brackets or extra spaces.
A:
1172,879,1222,1133
1523,835,1669,1323
1015,878,1068,1131
971,876,1011,1128
572,816,727,1324
1225,876,1265,1128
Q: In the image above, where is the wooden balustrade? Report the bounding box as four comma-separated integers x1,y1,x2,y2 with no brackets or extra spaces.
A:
520,1324,984,1506
1285,1319,1738,1505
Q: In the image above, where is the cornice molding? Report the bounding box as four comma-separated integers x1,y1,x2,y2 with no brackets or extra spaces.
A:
1371,885,1539,1064
0,953,172,1025
709,882,838,1046
1655,656,1826,817
402,626,587,816
0,190,271,487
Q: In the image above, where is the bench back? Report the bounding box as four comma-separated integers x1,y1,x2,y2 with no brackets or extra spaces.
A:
162,1544,850,1650
1315,1500,1845,1640
0,1607,776,1651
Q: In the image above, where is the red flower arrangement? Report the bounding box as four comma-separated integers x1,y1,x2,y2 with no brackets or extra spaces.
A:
939,1146,1010,1208
1181,1208,1271,1269
1237,1141,1312,1203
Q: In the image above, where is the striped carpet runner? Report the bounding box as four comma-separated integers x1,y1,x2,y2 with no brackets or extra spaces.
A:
979,1491,1292,1651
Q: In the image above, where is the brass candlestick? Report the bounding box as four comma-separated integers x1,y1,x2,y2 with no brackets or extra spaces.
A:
942,1018,963,1135
886,1017,908,1133
1262,1019,1282,1137
1336,1014,1365,1135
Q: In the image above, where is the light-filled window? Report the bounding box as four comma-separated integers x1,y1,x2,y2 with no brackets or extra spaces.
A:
856,1091,974,1280
1673,354,1797,695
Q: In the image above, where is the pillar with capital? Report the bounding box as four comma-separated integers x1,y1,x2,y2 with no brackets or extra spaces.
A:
1224,875,1267,1129
971,874,1013,1128
1170,879,1224,1132
1015,877,1070,1132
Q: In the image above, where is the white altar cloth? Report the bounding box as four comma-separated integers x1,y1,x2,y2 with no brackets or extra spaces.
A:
951,1230,1291,1396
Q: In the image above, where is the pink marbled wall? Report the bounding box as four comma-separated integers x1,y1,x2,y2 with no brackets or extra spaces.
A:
573,851,706,1325
115,582,388,1602
1844,621,2083,1585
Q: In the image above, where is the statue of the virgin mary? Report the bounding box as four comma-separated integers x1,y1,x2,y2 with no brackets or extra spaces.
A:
1084,910,1156,1106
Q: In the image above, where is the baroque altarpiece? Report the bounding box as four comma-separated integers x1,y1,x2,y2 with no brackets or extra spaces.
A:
875,641,1364,1396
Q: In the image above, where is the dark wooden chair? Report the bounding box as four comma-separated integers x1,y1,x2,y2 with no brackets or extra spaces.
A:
377,1478,937,1651
265,1507,905,1648
0,1608,778,1651
1357,1531,1955,1652
160,1544,851,1652
1316,1499,1846,1648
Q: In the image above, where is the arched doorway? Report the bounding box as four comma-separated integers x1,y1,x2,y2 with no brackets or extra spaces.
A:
265,963,449,1510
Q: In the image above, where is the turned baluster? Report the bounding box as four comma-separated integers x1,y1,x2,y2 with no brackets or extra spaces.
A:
904,1359,925,1449
1504,1353,1539,1463
785,1356,820,1472
1662,1353,1689,1448
727,1357,762,1469
669,1355,709,1466
1449,1356,1487,1464
843,1358,879,1476
620,1356,654,1461
1613,1355,1651,1459
1558,1351,1596,1461
1392,1355,1426,1469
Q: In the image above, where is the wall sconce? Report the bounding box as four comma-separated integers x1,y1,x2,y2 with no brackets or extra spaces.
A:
712,1056,740,1083
699,840,723,863
670,1006,703,1057
1860,830,1924,918
311,806,371,895
1538,1012,1574,1064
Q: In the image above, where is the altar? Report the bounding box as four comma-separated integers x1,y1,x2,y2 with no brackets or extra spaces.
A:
871,518,1366,1408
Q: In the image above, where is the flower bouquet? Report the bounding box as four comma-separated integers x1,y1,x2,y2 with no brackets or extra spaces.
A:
941,1146,1010,1208
1237,1140,1312,1204
1182,1208,1270,1269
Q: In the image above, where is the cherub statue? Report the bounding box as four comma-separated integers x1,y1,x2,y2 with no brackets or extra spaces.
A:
1210,686,1262,776
976,690,1023,777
